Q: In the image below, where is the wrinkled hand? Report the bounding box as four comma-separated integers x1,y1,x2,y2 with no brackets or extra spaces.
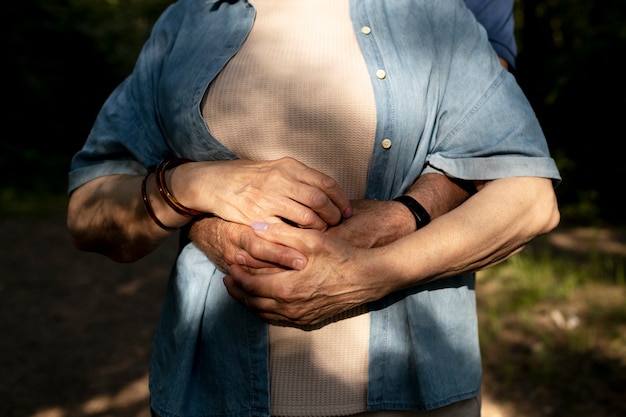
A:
188,216,307,273
177,157,352,230
189,198,412,275
223,222,393,327
325,199,414,248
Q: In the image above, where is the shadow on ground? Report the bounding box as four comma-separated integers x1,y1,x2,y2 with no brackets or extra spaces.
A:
0,212,177,417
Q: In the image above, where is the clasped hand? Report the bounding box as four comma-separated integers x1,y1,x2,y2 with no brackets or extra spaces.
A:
223,222,392,327
179,157,352,230
183,158,416,326
189,197,413,327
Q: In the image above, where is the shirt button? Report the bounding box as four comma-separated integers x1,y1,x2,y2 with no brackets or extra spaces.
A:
361,26,372,35
376,69,387,79
381,139,392,149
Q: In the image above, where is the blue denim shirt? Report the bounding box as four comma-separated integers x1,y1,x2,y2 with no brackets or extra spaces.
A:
464,0,517,68
68,1,560,416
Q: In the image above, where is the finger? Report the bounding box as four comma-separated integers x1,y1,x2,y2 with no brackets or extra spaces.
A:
289,158,352,220
312,172,354,220
269,157,351,227
225,266,350,328
232,251,280,270
225,263,277,297
241,265,288,275
288,171,352,226
254,185,338,230
212,158,350,230
196,221,270,270
250,222,319,255
231,182,330,231
226,264,306,311
223,266,281,312
233,225,308,270
223,267,313,324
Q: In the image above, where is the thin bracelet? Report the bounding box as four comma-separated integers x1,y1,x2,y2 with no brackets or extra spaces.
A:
393,195,431,231
155,157,204,217
141,170,177,231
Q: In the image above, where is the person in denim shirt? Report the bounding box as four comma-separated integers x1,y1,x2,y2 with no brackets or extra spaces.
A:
67,1,560,416
464,0,517,70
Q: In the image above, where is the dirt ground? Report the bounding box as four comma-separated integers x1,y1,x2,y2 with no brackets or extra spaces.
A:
1,211,623,417
0,211,177,417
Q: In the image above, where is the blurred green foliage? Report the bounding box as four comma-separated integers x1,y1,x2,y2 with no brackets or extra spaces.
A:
478,236,626,416
3,0,625,225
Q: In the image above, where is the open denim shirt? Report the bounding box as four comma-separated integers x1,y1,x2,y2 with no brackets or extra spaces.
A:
68,1,561,416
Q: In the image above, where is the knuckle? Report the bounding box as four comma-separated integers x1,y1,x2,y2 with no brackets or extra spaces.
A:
308,189,329,210
296,208,317,227
306,230,325,249
246,238,265,257
321,174,338,190
275,285,299,304
282,305,307,322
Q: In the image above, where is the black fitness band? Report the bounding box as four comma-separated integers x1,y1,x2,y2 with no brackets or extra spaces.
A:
393,195,431,231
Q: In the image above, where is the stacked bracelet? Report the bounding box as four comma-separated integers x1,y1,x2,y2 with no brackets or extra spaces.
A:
155,157,205,217
141,169,177,231
393,195,431,231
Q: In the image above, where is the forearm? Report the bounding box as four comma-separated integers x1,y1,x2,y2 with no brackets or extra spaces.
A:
369,177,560,289
67,174,186,262
402,173,472,220
325,173,472,249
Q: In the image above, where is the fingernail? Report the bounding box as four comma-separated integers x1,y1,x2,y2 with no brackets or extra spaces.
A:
343,207,354,218
292,258,305,270
251,222,269,231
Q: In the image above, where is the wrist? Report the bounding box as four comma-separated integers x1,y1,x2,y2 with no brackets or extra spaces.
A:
142,158,214,231
393,195,431,231
156,158,204,217
142,170,188,231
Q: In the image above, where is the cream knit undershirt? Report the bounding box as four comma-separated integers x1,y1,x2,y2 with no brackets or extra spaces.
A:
202,0,376,415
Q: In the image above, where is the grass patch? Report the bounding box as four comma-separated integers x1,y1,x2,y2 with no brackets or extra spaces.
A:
478,235,626,416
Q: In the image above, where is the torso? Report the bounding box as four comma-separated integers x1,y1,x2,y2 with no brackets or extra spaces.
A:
202,0,376,415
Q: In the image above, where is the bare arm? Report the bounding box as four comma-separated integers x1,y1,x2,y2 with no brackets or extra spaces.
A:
224,176,559,326
67,157,352,263
377,177,559,279
67,174,170,263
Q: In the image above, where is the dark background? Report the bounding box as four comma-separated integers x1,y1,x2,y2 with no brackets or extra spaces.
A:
2,0,625,225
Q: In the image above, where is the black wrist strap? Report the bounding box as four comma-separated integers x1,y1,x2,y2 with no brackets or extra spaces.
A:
393,195,431,230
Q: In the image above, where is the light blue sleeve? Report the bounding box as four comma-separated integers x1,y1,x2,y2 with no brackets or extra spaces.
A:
463,0,517,68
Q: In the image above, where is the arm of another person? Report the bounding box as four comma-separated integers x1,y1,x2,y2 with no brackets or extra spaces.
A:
223,176,559,326
67,158,352,263
464,0,517,70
